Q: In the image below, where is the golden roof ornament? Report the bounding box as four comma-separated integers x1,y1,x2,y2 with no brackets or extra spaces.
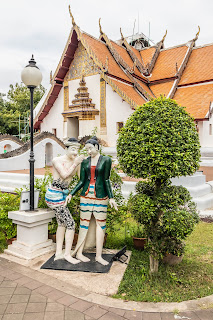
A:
193,26,200,41
161,30,167,43
69,5,76,26
120,28,124,40
99,18,103,35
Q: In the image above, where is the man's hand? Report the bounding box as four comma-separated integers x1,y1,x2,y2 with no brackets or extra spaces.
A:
109,198,118,211
64,194,72,206
74,154,85,166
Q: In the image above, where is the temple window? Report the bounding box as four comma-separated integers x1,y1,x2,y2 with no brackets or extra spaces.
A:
117,122,124,133
52,128,57,136
209,124,212,135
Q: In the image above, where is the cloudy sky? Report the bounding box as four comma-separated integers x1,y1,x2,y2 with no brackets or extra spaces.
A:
1,0,213,94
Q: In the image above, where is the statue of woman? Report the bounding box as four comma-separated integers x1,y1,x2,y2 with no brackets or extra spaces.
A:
66,136,118,265
45,137,84,264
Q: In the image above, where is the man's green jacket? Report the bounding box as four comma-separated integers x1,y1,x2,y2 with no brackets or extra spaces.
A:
70,155,114,199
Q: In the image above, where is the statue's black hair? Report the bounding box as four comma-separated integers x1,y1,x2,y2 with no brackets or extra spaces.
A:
85,136,100,150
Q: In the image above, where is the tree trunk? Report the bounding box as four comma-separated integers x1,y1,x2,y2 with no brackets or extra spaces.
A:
149,254,159,273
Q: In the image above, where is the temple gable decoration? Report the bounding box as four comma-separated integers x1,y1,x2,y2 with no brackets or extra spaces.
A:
62,75,99,120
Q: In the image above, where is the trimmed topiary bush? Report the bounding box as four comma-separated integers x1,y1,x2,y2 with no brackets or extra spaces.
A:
117,96,201,273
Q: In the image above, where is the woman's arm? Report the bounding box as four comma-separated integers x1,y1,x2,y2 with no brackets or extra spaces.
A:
70,161,86,196
52,155,84,180
104,157,114,199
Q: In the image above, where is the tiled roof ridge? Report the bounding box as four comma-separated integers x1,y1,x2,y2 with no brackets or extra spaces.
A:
168,27,201,98
98,19,151,101
101,73,138,109
147,30,167,74
119,28,146,75
192,42,213,50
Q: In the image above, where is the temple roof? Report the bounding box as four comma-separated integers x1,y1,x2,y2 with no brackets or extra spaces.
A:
34,13,213,129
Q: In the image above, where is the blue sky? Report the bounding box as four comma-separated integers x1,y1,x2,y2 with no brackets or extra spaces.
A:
1,0,213,94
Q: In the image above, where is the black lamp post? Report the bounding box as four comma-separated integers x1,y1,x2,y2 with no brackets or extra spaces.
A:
21,55,42,211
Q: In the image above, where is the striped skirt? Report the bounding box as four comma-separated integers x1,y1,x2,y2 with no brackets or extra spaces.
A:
72,184,108,256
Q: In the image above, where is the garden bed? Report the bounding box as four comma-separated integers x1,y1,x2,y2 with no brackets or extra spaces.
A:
107,221,213,302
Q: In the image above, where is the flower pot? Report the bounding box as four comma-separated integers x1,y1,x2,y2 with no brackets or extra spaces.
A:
6,237,17,245
48,233,56,243
132,237,147,250
163,253,183,265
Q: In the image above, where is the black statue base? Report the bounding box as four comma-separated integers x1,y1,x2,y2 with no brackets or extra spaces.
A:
41,253,114,273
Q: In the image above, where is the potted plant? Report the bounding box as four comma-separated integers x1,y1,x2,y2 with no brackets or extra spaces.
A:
117,96,201,273
132,224,147,250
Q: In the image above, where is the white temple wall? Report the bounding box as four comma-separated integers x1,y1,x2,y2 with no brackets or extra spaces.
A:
40,88,64,140
0,138,65,171
0,140,22,154
105,83,133,147
200,118,213,148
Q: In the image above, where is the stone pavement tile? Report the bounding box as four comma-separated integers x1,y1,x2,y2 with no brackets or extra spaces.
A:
160,313,177,320
33,285,54,295
9,295,30,304
65,309,85,320
173,311,200,320
25,302,46,313
0,270,14,278
29,294,47,303
194,310,213,320
5,272,23,281
99,312,125,320
56,294,78,306
24,280,43,290
44,311,64,320
5,303,27,314
45,289,66,301
142,313,161,320
0,296,12,304
0,280,17,288
70,300,93,312
23,313,45,320
14,277,32,286
85,316,95,320
124,310,142,320
14,287,31,295
0,276,4,283
2,314,24,320
0,304,7,315
0,287,15,296
46,302,65,312
108,307,125,317
84,305,108,319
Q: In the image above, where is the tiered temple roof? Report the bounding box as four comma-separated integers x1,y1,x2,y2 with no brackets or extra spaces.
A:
34,8,213,129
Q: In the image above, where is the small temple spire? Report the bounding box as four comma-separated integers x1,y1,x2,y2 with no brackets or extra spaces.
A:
99,18,103,35
69,5,76,26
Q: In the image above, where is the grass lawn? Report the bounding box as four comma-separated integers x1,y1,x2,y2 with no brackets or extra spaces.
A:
106,221,213,302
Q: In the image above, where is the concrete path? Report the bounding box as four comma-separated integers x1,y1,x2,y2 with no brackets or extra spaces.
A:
0,257,212,320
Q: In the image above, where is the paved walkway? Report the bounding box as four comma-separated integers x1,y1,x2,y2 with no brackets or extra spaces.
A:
0,257,212,320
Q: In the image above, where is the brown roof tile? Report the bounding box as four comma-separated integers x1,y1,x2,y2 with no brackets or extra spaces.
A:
179,44,213,85
150,81,175,97
173,83,213,119
150,46,188,81
109,78,146,106
140,47,156,66
82,33,130,82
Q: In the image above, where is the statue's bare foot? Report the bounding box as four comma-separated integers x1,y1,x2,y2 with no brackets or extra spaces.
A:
95,256,109,266
54,253,64,261
76,253,90,262
64,254,80,264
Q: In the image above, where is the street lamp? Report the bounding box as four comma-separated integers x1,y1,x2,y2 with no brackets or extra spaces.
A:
21,55,42,211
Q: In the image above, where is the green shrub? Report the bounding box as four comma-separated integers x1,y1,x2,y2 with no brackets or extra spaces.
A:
117,97,201,273
0,192,20,244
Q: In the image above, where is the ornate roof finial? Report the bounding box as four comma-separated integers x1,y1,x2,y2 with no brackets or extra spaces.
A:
162,30,167,42
69,5,76,26
120,28,124,40
50,71,53,84
99,18,103,35
193,26,200,41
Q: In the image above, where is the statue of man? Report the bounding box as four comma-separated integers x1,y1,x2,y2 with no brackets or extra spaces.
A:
45,137,84,264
